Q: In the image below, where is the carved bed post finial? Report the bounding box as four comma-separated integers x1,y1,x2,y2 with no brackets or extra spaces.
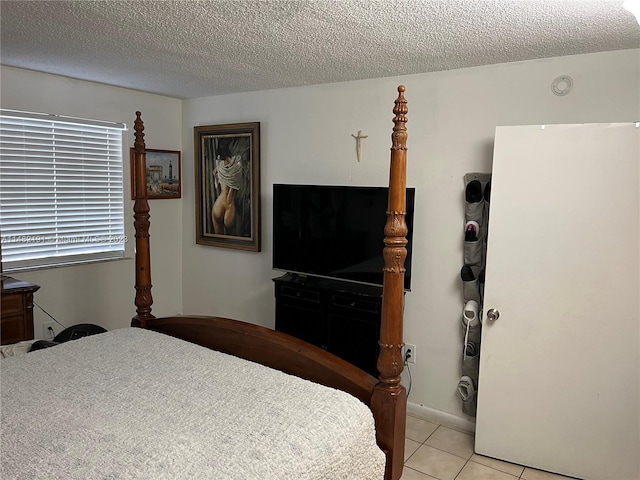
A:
372,85,408,480
134,111,145,153
131,111,155,328
392,85,408,151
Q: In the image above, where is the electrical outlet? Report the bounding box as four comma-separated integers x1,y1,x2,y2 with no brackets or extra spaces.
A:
43,322,56,341
403,343,416,364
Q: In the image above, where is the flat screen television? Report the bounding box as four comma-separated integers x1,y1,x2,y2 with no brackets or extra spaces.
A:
273,184,415,291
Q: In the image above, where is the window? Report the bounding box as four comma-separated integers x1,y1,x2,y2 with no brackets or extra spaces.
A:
0,110,127,272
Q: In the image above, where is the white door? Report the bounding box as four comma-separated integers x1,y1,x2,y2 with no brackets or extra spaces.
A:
475,123,639,480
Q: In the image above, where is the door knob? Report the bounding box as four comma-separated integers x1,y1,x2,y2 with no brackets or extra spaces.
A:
486,308,500,321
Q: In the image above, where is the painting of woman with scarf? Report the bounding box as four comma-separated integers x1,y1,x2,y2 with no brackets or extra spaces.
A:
195,123,261,251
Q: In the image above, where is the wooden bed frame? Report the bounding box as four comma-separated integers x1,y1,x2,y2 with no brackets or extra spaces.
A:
130,86,410,480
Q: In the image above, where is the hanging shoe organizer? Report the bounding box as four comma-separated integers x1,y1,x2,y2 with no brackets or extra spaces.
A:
458,172,491,417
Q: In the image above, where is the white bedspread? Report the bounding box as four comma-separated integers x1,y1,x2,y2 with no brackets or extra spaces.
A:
1,328,385,479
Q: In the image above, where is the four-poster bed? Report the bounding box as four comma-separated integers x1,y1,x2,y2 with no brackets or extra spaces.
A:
1,86,410,480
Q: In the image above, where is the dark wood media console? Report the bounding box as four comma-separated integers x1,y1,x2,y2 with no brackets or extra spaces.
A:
273,273,383,376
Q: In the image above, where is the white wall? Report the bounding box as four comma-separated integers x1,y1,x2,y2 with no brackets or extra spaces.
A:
1,66,183,336
181,49,640,423
3,48,637,424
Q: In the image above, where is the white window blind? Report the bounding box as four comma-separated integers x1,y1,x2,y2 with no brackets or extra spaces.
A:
0,110,127,272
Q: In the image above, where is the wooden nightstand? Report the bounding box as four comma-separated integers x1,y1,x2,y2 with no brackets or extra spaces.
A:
1,276,40,345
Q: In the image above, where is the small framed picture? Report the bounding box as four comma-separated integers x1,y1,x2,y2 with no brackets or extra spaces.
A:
194,122,260,252
130,148,181,199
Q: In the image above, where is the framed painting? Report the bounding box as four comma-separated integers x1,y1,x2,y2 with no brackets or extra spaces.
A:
194,122,260,251
130,148,181,199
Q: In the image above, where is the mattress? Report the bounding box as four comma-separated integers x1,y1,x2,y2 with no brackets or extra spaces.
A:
1,328,385,479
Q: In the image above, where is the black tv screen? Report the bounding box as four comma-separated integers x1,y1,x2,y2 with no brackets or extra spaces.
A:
272,184,415,291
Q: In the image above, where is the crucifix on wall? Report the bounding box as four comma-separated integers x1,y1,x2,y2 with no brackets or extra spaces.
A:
351,130,368,162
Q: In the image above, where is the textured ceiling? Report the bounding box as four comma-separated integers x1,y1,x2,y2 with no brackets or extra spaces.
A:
1,0,638,99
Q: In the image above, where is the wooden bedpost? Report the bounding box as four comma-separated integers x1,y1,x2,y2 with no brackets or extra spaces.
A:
372,85,408,480
131,111,155,328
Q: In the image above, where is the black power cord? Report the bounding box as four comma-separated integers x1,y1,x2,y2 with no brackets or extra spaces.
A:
34,302,67,329
404,347,413,397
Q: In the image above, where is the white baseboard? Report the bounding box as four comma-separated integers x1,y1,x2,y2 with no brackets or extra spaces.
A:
407,402,476,434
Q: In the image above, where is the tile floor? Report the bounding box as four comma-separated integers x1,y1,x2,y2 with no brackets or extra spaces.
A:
402,414,577,480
